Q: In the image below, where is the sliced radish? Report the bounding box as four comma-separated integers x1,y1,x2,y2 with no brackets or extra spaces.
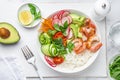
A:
61,17,70,25
52,13,58,20
66,26,70,36
67,28,73,39
67,16,72,24
58,20,62,26
52,19,59,26
58,10,65,19
62,11,70,18
53,15,58,19
44,56,56,67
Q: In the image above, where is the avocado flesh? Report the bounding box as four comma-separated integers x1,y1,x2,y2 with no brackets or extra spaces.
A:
70,24,82,38
70,13,86,26
0,22,20,44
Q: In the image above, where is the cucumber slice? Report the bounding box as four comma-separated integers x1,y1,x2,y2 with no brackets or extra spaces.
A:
41,44,51,56
39,33,51,45
41,44,58,57
49,44,58,57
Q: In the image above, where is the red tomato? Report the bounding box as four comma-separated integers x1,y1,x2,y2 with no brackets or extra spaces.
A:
53,32,64,39
53,57,64,64
53,32,67,46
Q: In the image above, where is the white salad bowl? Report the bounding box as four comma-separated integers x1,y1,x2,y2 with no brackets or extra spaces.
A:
38,9,102,73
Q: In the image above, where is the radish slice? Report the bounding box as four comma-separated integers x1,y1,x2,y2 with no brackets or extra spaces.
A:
66,27,70,36
52,19,59,26
67,16,72,24
67,28,73,39
53,15,58,19
58,10,65,19
52,13,59,20
44,56,56,67
62,11,70,18
58,20,62,26
61,17,70,25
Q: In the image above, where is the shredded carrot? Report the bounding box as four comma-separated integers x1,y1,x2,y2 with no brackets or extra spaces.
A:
40,18,54,32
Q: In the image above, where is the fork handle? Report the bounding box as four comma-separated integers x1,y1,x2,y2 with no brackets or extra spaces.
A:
36,70,44,80
31,64,44,80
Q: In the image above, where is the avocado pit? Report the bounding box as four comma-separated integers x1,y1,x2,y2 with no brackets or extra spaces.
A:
0,28,10,39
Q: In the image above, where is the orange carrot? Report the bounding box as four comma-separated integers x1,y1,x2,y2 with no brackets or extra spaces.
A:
40,18,54,32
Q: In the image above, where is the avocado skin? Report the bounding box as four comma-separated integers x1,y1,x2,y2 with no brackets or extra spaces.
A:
0,22,20,44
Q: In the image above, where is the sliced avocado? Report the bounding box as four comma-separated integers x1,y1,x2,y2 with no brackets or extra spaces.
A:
78,32,82,38
0,22,20,44
70,14,81,21
70,13,86,26
70,24,82,38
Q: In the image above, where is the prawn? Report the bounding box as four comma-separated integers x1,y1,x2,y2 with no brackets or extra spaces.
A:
75,42,86,54
86,35,102,52
72,39,86,54
80,19,96,38
86,35,100,49
90,42,102,52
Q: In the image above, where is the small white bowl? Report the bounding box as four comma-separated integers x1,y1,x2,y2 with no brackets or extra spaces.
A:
18,3,41,28
109,21,120,48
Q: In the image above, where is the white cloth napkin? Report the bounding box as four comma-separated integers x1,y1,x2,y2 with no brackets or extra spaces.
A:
0,56,26,80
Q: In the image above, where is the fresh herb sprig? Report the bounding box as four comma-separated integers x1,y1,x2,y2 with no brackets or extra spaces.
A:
54,21,68,36
28,4,41,20
67,41,74,53
53,38,67,56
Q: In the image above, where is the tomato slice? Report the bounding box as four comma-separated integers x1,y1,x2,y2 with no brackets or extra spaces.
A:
53,57,64,64
53,32,64,39
53,32,67,46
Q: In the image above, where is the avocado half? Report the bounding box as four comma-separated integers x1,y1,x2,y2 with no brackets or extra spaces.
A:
0,22,20,44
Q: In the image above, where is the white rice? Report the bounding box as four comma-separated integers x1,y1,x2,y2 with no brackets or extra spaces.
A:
55,50,94,72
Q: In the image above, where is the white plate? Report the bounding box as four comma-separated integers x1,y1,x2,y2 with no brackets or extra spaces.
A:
38,9,102,73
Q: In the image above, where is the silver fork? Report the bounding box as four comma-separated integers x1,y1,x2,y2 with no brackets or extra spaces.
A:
21,45,43,80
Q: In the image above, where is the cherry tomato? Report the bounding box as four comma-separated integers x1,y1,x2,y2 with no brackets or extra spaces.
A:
53,32,67,46
53,32,64,39
53,57,64,64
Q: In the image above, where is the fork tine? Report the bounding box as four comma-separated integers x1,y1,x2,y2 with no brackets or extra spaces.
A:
21,47,29,60
21,45,34,60
25,45,34,57
24,46,32,59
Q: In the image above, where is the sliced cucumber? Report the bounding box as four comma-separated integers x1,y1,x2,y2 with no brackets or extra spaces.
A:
39,32,51,45
41,44,51,56
49,44,58,57
41,44,58,57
